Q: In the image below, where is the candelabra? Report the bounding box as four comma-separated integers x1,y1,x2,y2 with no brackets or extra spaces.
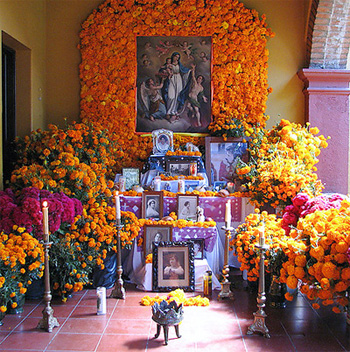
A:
37,239,59,332
110,220,126,299
247,241,270,338
218,226,234,300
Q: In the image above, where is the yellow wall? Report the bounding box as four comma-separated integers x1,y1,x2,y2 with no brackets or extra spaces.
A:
0,0,47,189
1,0,309,131
44,0,309,129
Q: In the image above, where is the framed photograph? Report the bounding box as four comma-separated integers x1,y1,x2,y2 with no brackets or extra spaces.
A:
152,241,195,292
166,160,191,176
136,36,212,134
122,168,140,190
142,191,164,220
152,129,173,155
191,238,204,260
205,136,249,186
143,225,173,258
177,194,199,221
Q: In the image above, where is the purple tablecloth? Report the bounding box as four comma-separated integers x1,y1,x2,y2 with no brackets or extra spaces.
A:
137,225,218,253
121,196,242,222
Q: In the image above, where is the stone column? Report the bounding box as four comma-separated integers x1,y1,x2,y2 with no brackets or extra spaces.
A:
298,69,350,194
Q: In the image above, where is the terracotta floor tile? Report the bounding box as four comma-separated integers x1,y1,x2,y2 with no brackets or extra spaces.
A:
60,317,109,333
0,330,54,351
243,334,296,352
105,318,151,334
111,306,152,319
196,335,246,352
96,333,149,352
289,332,345,351
47,332,101,351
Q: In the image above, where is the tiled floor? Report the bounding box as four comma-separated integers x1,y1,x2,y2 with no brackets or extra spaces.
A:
1,271,350,352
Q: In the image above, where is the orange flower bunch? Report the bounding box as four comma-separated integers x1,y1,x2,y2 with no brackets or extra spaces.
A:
234,120,328,209
159,174,204,181
229,210,287,281
79,0,274,167
166,150,202,157
141,288,209,307
0,226,45,312
138,217,216,229
279,199,350,313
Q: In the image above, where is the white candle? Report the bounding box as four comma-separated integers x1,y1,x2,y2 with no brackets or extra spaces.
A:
225,200,231,228
259,222,265,246
42,201,49,242
115,193,121,220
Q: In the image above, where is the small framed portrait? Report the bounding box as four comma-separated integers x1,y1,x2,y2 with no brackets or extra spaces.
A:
143,225,173,258
142,191,164,220
166,160,191,176
177,194,199,221
122,168,140,190
205,137,249,186
191,238,204,260
152,129,173,155
152,241,195,292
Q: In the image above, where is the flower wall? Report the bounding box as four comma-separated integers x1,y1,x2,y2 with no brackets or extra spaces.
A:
79,0,274,170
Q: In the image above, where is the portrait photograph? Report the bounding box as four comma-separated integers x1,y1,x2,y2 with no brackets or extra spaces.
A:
152,128,173,155
152,241,194,292
136,36,212,134
143,225,172,258
192,239,204,260
166,161,191,176
177,194,199,221
205,137,249,186
142,191,164,220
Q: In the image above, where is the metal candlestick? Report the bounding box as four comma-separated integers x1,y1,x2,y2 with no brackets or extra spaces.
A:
110,221,126,299
247,242,270,338
37,240,59,332
218,226,234,300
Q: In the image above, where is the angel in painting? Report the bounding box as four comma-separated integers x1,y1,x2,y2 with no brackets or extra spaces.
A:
140,77,167,121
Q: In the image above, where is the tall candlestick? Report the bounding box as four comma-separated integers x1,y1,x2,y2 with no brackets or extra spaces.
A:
225,200,231,228
115,193,121,220
42,201,49,242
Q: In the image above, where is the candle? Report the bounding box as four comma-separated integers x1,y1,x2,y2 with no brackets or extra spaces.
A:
259,222,265,246
42,201,49,242
115,192,121,220
154,176,161,191
225,200,231,228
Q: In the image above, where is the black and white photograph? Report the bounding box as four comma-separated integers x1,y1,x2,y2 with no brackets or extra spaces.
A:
144,225,172,258
142,191,164,220
177,194,199,221
192,238,204,260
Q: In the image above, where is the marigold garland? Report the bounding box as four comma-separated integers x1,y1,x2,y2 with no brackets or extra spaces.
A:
140,288,209,306
79,0,274,169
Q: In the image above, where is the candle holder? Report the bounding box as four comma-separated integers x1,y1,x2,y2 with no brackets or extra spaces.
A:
218,226,234,300
110,221,126,299
37,239,59,332
247,242,270,338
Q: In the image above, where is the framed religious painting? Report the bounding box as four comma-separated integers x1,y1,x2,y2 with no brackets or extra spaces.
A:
143,224,173,258
205,137,249,187
177,194,199,221
152,241,195,292
122,168,140,190
142,191,164,220
136,36,212,134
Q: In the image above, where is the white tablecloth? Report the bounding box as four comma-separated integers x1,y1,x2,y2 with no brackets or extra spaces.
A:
132,259,221,292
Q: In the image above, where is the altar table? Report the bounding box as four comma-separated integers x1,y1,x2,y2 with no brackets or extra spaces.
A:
132,259,221,292
121,195,242,222
124,226,222,279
